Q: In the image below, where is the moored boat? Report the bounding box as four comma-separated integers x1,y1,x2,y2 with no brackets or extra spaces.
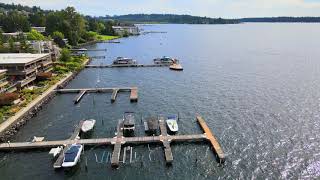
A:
154,56,175,65
123,112,135,136
113,57,137,65
166,115,179,133
62,144,83,168
81,119,96,133
169,60,183,71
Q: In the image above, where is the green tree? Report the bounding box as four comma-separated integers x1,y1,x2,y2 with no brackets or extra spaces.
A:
60,48,71,62
52,31,66,47
28,12,46,27
1,11,30,32
27,29,46,40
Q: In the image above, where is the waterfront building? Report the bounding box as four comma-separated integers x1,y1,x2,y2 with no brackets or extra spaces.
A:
31,27,46,33
112,26,140,36
0,53,53,88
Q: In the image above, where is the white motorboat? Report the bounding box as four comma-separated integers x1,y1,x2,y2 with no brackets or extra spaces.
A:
166,115,179,133
62,144,83,168
169,60,183,71
81,119,96,133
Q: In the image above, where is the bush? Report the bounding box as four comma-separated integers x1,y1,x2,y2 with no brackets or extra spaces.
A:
37,72,52,81
60,48,71,62
27,29,46,41
0,93,19,106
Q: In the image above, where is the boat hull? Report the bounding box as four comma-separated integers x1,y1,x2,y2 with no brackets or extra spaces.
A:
62,145,83,168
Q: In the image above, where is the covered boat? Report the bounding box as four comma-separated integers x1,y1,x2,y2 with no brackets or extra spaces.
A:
166,115,179,133
123,112,135,136
62,144,83,168
113,57,137,65
154,56,175,65
81,119,96,133
169,60,183,71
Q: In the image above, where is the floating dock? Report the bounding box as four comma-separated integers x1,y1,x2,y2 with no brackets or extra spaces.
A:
85,64,169,68
0,116,225,167
56,87,138,103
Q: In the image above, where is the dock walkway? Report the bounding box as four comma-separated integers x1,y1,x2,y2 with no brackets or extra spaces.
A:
0,116,225,167
56,87,138,103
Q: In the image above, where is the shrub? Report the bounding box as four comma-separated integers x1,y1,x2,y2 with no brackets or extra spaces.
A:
0,93,19,106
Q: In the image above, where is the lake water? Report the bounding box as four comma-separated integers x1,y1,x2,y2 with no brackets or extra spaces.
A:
0,24,320,179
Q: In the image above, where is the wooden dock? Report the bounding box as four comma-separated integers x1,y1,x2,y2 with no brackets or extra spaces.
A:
111,89,119,103
74,90,87,104
130,87,138,102
53,120,83,168
159,116,173,164
0,116,225,167
85,64,169,68
196,116,225,163
56,87,138,103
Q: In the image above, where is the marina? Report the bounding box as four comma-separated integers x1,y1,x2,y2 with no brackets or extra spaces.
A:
0,116,224,168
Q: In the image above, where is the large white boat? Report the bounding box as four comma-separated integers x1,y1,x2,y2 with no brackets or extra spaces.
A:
113,57,137,65
154,56,175,65
81,119,96,133
62,144,83,168
166,115,179,133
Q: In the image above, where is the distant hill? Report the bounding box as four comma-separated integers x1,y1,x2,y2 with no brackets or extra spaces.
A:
107,14,240,24
239,17,320,23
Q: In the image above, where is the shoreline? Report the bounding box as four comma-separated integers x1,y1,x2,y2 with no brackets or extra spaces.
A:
0,58,91,142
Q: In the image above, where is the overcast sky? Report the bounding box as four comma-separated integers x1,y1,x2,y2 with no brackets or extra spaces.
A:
1,0,320,18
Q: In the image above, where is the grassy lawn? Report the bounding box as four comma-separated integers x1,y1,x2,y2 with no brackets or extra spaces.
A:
96,34,119,41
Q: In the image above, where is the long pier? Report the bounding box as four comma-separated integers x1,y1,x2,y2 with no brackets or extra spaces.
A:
56,87,138,103
0,116,225,167
85,64,169,68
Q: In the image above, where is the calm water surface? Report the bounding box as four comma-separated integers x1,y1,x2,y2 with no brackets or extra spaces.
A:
0,24,320,179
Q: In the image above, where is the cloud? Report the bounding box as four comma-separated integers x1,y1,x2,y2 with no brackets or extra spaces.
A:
1,0,320,18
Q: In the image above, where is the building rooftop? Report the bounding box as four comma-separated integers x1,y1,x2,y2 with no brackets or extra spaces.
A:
0,53,50,65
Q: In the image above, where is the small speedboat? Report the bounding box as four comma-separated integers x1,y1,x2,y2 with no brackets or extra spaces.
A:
166,115,179,133
62,144,83,168
113,57,137,65
81,119,96,133
169,60,183,71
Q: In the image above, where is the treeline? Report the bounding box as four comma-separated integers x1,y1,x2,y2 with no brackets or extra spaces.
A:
108,14,239,24
239,17,320,23
0,3,119,46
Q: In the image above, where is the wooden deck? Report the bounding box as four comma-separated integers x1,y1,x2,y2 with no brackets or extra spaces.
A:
0,116,225,167
196,116,225,163
130,87,138,102
74,90,87,104
56,87,138,103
